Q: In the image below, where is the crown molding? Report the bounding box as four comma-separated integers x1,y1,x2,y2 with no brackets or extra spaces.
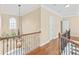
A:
41,5,62,17
62,14,79,17
0,5,41,16
22,7,41,16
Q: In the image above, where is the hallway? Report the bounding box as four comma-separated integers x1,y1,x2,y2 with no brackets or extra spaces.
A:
0,4,79,55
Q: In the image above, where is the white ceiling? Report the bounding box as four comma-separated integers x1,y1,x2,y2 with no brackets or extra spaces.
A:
0,4,79,17
42,4,79,17
0,4,40,16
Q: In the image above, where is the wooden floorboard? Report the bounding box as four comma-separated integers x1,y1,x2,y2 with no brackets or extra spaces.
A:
26,36,79,55
26,38,60,55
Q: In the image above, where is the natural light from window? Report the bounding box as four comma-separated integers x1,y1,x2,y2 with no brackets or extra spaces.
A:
9,17,16,30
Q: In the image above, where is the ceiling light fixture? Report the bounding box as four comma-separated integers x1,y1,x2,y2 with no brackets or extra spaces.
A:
65,4,70,8
16,5,22,48
18,4,22,36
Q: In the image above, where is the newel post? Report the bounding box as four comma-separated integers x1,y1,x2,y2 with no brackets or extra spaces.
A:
58,33,61,55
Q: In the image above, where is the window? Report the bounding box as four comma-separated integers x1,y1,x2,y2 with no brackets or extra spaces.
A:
9,17,16,30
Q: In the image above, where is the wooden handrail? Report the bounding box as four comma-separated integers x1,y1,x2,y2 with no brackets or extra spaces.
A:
58,32,79,55
60,34,79,47
0,31,41,40
69,39,79,46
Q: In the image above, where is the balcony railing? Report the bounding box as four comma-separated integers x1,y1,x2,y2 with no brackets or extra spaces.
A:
0,31,41,55
59,30,79,55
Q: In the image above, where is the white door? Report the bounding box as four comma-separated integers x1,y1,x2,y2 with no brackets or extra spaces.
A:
49,16,56,40
61,19,70,33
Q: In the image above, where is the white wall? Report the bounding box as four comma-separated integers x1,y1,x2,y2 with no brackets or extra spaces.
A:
40,7,61,46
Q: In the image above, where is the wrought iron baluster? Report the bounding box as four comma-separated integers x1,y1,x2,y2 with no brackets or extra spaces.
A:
35,34,36,49
66,43,67,55
14,38,16,55
67,32,68,55
65,31,67,55
68,42,70,55
3,39,4,55
12,38,14,55
7,38,8,55
75,45,76,55
16,39,17,55
26,35,28,52
21,37,23,55
24,36,26,54
19,39,21,55
29,35,30,51
13,37,15,55
19,38,21,55
28,35,30,52
10,39,12,55
30,35,32,51
23,36,25,54
34,35,35,50
63,38,65,55
22,36,24,55
71,44,73,55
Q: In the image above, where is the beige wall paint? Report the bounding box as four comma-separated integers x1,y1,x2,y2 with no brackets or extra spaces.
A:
0,8,41,36
0,7,61,47
40,7,61,46
22,8,41,34
22,7,61,46
65,16,79,37
1,14,19,36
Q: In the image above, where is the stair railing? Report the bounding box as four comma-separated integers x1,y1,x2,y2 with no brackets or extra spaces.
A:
0,31,41,55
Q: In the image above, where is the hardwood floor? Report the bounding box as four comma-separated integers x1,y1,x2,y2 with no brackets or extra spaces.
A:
26,38,60,55
25,36,79,55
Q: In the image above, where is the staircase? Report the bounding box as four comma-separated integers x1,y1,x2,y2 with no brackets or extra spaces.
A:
59,30,79,55
61,43,79,55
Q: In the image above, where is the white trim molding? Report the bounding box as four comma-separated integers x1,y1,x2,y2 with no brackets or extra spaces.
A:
41,5,62,17
40,40,50,46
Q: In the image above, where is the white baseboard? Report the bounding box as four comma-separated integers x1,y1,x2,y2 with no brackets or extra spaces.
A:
40,36,58,47
40,40,50,47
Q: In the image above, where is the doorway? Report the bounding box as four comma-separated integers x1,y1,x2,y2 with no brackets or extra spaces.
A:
49,16,56,40
61,19,70,33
